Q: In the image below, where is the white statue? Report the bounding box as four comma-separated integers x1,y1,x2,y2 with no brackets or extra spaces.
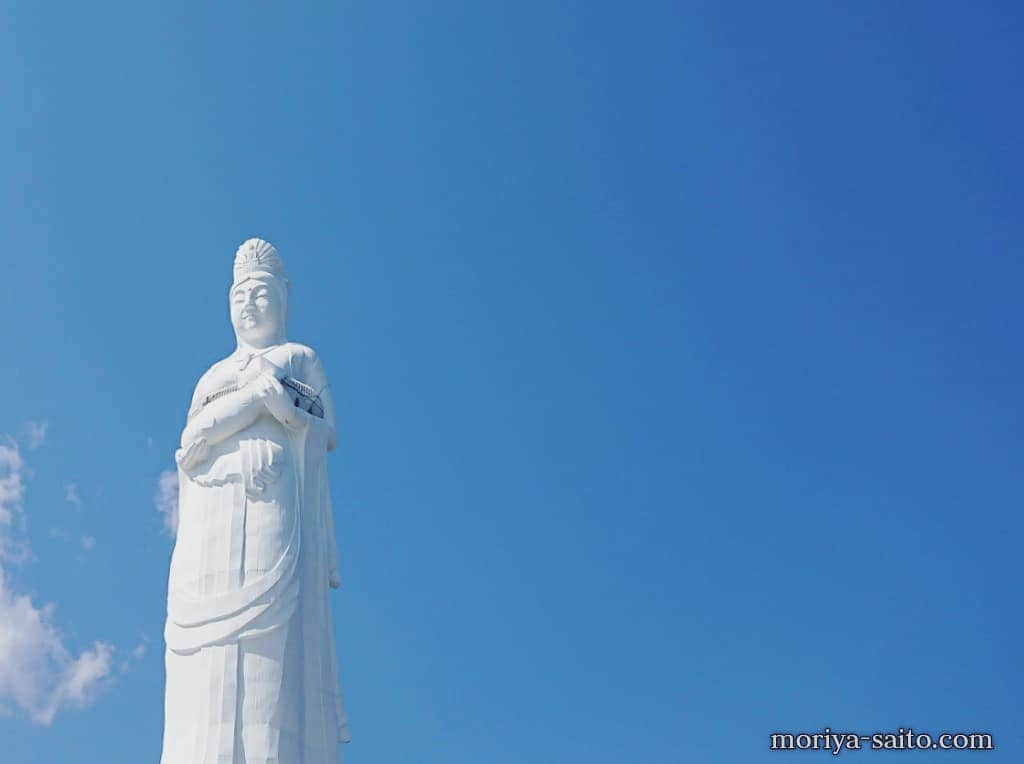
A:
161,238,350,763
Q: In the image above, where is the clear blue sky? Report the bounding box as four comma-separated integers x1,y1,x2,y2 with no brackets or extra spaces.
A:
1,2,1021,762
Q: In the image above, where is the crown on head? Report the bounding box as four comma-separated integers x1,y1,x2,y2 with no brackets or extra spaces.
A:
233,237,285,284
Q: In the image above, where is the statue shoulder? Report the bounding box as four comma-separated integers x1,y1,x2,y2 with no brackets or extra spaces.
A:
281,341,319,362
195,355,237,388
280,342,328,374
280,342,336,442
276,343,333,397
186,356,236,412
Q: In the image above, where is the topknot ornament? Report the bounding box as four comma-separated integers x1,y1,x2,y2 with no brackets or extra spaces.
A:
233,238,285,285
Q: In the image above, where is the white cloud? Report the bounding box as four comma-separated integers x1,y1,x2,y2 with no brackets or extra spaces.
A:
64,484,82,509
120,638,148,674
0,440,114,726
80,536,96,552
0,442,28,564
154,469,179,537
0,442,25,530
24,422,48,451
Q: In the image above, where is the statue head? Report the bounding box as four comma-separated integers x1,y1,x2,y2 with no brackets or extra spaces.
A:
229,237,289,349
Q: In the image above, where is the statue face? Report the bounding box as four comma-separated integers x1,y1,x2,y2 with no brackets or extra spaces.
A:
230,277,286,347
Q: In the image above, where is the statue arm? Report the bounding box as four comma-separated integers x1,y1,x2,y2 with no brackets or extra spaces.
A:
180,385,262,449
319,385,338,452
325,484,341,589
177,370,295,471
305,350,338,451
300,348,341,587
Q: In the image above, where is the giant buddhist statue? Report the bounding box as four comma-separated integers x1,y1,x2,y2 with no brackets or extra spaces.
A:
161,238,349,763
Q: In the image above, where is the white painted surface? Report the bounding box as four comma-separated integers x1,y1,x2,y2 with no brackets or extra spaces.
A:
161,239,348,763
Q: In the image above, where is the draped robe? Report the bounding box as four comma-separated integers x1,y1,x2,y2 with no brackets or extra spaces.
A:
161,342,349,764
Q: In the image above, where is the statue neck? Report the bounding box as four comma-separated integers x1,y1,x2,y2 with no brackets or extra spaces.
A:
235,335,286,356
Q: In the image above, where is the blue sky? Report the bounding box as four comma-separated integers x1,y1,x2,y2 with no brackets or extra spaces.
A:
1,2,1021,762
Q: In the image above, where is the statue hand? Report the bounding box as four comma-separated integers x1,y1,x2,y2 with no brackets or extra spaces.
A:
255,371,297,427
176,437,210,471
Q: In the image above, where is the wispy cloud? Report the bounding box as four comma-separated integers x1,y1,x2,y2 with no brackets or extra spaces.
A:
24,421,48,451
154,469,178,537
0,439,114,726
80,536,96,552
64,484,82,509
120,638,148,674
0,443,25,530
0,441,29,564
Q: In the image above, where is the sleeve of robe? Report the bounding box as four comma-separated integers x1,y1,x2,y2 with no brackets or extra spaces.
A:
303,348,342,588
